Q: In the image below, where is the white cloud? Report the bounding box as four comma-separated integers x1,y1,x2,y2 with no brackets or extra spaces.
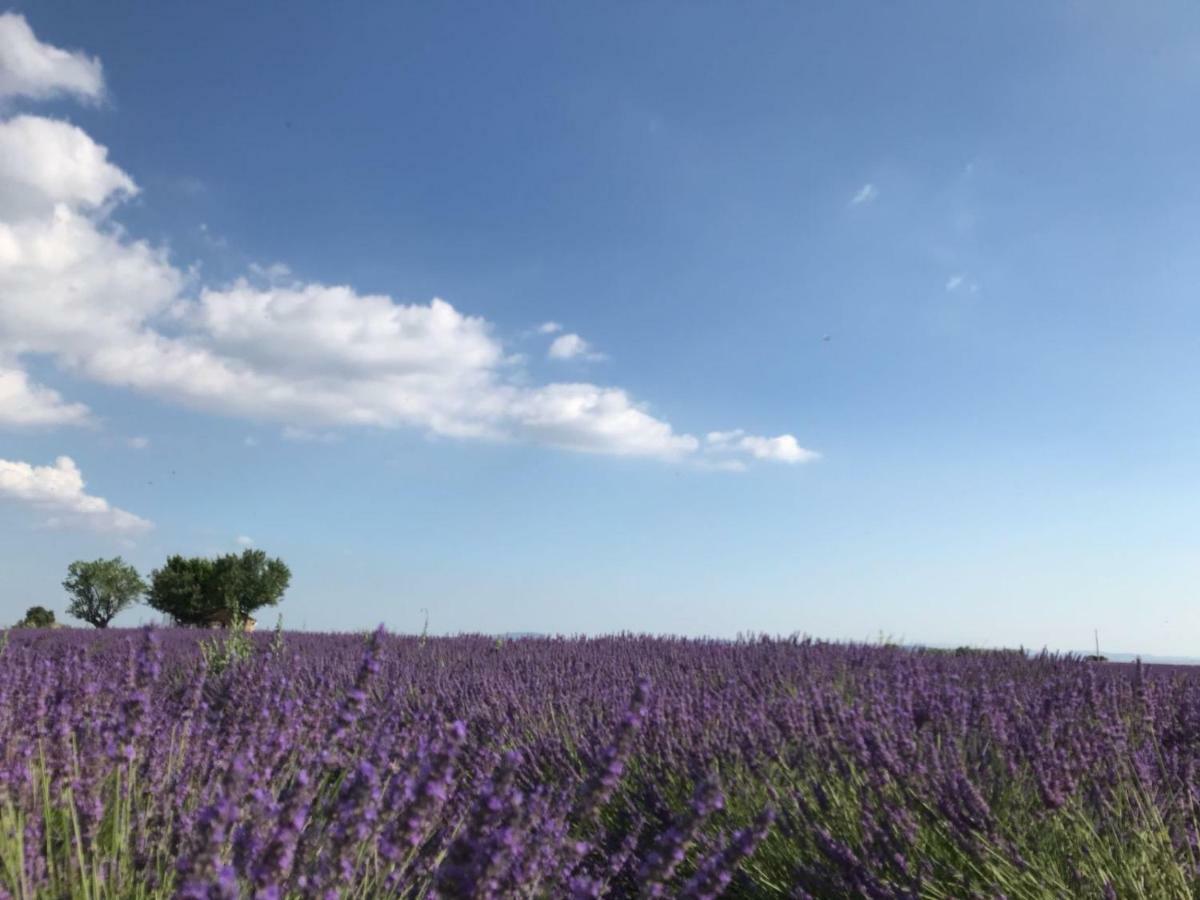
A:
547,332,605,362
0,19,815,471
537,321,562,334
236,535,253,547
705,430,820,465
127,435,149,449
0,116,136,218
243,435,259,447
0,14,103,103
505,383,697,459
0,140,180,354
194,285,501,381
0,455,151,532
0,365,90,426
850,183,877,206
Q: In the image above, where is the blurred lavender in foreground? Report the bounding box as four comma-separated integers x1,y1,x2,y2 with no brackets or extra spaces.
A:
0,628,1197,897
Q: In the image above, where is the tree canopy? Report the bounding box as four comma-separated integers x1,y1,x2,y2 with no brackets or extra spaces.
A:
63,557,146,628
17,606,55,628
147,549,290,626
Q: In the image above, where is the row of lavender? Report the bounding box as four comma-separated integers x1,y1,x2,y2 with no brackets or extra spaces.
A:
0,628,1198,898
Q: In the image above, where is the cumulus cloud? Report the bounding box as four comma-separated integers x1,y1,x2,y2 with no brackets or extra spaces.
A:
194,286,501,380
0,116,136,217
0,455,151,532
536,321,561,334
706,430,819,465
505,383,697,459
0,366,90,426
849,183,877,206
547,332,605,362
0,14,815,471
236,535,253,547
0,14,103,103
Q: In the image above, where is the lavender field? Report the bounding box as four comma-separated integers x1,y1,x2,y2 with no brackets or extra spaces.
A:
1,628,1198,898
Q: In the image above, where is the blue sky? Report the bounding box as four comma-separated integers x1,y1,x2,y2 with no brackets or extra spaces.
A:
2,3,1200,653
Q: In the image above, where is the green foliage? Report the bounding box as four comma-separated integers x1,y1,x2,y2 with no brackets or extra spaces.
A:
1,750,180,897
199,614,255,675
145,556,213,626
16,606,55,628
146,549,290,626
63,557,146,629
716,742,1195,898
269,615,285,656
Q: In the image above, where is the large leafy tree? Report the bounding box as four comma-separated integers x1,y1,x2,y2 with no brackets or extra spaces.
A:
63,557,146,628
17,606,55,628
146,556,214,626
147,549,291,626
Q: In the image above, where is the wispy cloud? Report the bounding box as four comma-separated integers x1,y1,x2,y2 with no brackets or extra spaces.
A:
248,261,294,285
236,535,253,547
537,321,562,335
849,183,877,206
945,274,979,294
127,435,150,450
547,333,606,362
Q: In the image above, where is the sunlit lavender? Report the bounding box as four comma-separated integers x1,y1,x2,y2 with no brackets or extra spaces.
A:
1,628,1197,897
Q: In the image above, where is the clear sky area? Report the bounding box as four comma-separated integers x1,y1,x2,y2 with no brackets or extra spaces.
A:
2,3,1199,655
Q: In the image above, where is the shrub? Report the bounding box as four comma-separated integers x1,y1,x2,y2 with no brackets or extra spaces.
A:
15,605,55,628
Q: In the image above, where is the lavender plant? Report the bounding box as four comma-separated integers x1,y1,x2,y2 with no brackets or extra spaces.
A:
0,630,1198,897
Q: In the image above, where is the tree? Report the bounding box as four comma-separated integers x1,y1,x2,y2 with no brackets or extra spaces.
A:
145,556,213,626
147,549,291,626
63,557,146,628
17,606,55,628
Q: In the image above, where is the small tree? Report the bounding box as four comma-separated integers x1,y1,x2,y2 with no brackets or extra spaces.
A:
147,549,291,626
63,557,146,628
17,606,55,628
